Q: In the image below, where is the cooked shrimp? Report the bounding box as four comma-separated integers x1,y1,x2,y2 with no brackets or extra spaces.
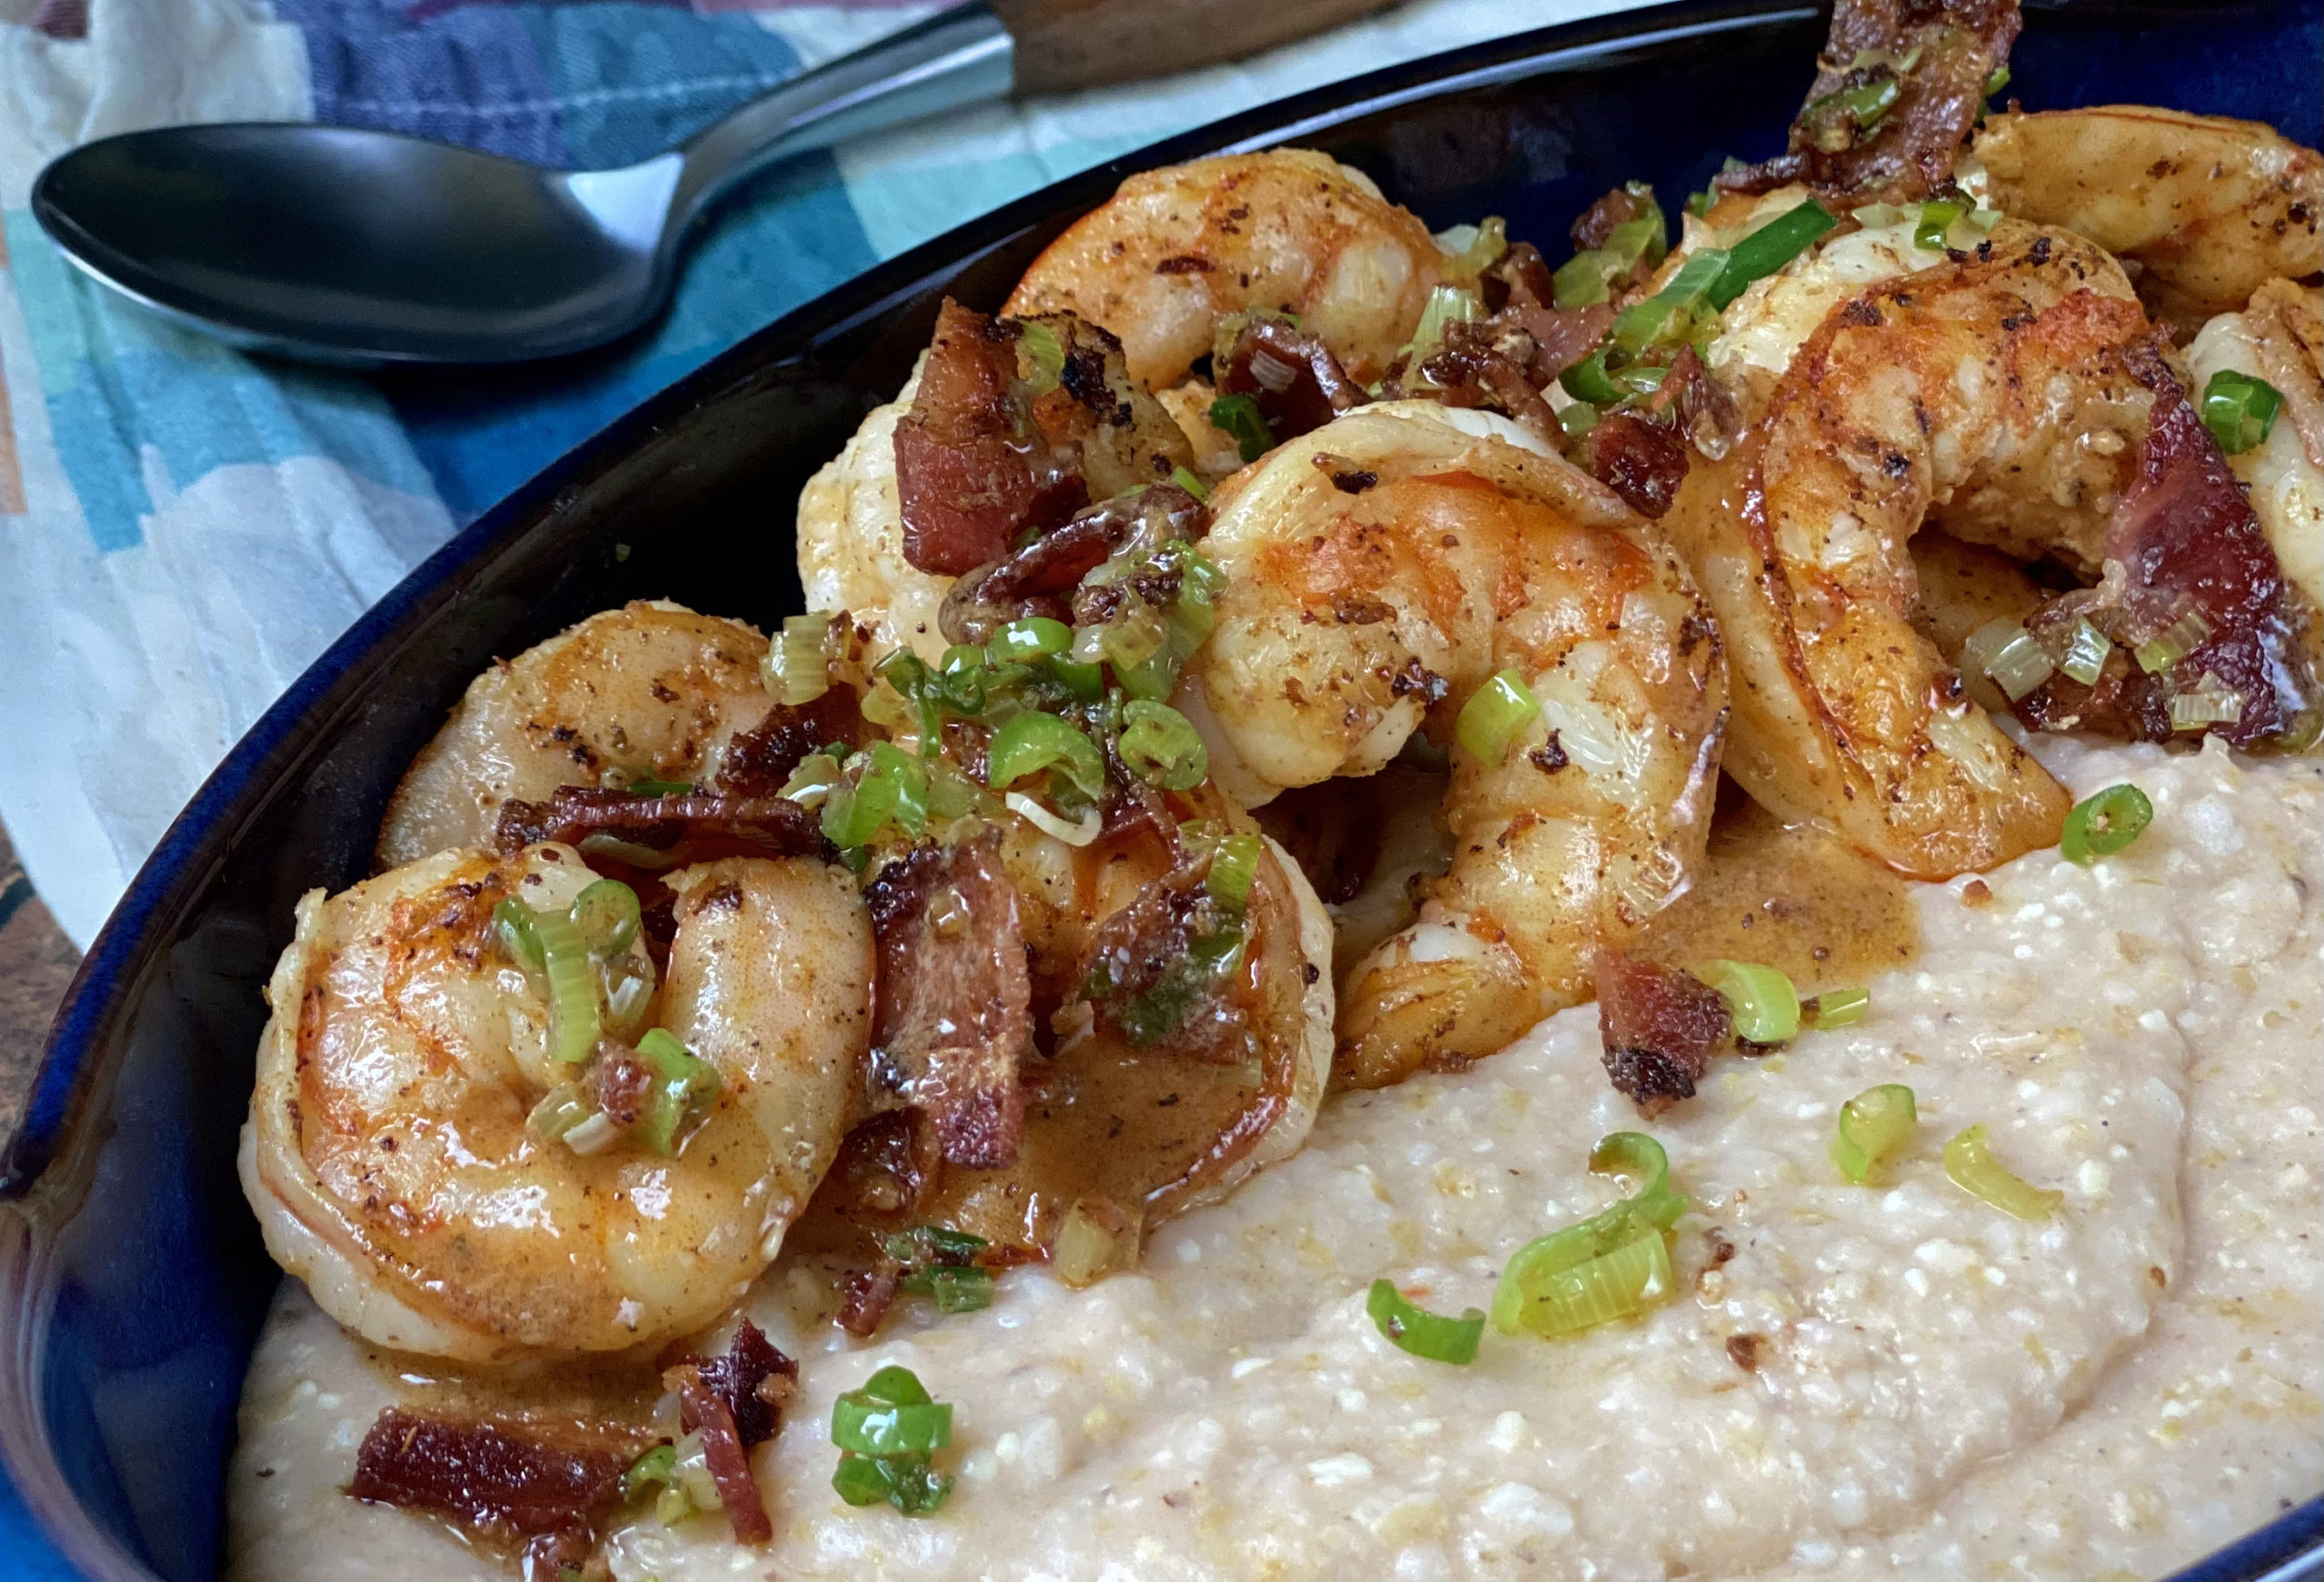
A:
794,382,950,667
2186,279,2324,616
1666,221,2176,877
241,845,872,1363
1973,107,2324,338
1184,400,1726,1088
1004,149,1445,390
379,602,778,867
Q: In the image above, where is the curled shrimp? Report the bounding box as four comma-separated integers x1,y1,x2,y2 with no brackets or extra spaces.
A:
1973,107,2324,338
241,844,872,1363
1184,400,1726,1088
2186,279,2324,618
1003,149,1446,391
379,602,782,867
1666,210,2322,879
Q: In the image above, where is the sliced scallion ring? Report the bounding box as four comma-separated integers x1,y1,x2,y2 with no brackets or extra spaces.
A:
1366,1279,1485,1364
1494,1226,1675,1338
2060,782,2152,864
1696,959,1800,1045
2057,618,2111,686
1559,349,1625,406
1016,320,1065,393
987,712,1107,800
634,1027,720,1156
1169,465,1211,502
533,909,600,1065
989,616,1072,663
568,879,641,958
493,898,545,973
1492,1132,1687,1338
1205,831,1262,909
1804,986,1870,1028
764,612,834,705
1831,1083,1917,1184
832,1371,951,1456
1118,699,1209,791
2199,368,2283,456
1942,1124,2062,1221
1913,199,1963,252
1456,669,1540,764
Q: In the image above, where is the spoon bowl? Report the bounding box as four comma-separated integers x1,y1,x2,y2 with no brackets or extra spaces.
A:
34,126,684,365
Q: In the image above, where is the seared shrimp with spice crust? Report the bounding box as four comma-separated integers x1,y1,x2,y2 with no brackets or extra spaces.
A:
1186,400,1727,1088
242,841,872,1364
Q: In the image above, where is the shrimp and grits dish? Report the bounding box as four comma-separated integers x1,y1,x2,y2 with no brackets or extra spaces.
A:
224,2,2323,1577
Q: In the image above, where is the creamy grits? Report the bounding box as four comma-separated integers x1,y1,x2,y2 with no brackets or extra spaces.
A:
225,735,2320,1582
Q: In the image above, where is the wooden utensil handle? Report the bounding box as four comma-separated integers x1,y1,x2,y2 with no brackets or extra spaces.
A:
994,0,1396,95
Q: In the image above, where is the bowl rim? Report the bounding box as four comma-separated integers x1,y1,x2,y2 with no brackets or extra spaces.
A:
1,1,2317,1577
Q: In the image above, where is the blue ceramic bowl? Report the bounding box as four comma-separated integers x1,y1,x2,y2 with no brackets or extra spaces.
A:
2,3,2319,1577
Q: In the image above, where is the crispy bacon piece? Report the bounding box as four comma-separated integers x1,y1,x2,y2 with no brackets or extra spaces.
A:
1583,411,1690,519
1215,316,1364,444
1720,0,2021,204
1571,184,1659,252
864,830,1033,1168
2016,340,2319,746
1079,860,1254,1063
938,483,1207,648
894,299,1086,576
658,1320,796,1546
495,788,828,865
837,1265,904,1339
349,1410,647,1558
586,1040,654,1126
1594,948,1733,1115
714,685,864,799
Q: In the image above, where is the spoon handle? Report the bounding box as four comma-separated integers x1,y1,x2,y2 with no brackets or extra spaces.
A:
670,4,1016,243
667,0,1398,247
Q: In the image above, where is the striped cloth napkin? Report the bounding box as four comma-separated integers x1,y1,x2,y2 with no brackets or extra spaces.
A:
0,0,1649,947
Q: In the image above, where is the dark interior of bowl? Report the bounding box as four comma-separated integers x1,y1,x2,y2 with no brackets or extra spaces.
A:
3,2,2319,1577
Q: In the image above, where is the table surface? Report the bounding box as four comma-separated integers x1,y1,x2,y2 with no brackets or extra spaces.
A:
0,824,77,1147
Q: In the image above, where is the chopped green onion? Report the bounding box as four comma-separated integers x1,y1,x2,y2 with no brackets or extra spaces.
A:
1851,201,1910,228
1205,830,1262,909
1983,64,2011,98
1436,215,1510,282
832,1450,951,1515
1839,76,1901,130
1709,201,1837,309
2060,782,2152,863
2200,368,2283,455
1943,1124,2062,1221
1831,1083,1917,1184
1455,669,1540,763
1118,699,1208,791
1610,295,1688,356
624,1443,677,1504
1169,465,1211,502
1497,1223,1676,1338
832,1368,951,1456
634,1027,720,1156
494,898,545,973
1980,623,2057,702
1559,401,1600,439
1206,393,1275,465
781,751,844,809
627,778,694,797
1804,987,1870,1028
884,1224,989,1264
822,742,929,850
534,909,600,1065
1005,791,1101,847
1017,319,1065,394
527,1083,595,1146
1552,250,1617,309
989,616,1072,663
899,1265,994,1313
764,613,833,706
1697,959,1799,1044
1367,1279,1484,1364
1559,349,1625,406
986,712,1107,800
1492,1133,1688,1338
568,879,641,958
601,958,655,1041
1607,209,1669,272
2058,619,2111,686
1619,363,1668,397
2169,685,2245,732
1409,284,1484,363
1914,199,1964,252
2133,608,2211,674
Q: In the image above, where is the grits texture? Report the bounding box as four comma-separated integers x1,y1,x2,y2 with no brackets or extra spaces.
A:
226,738,2322,1582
